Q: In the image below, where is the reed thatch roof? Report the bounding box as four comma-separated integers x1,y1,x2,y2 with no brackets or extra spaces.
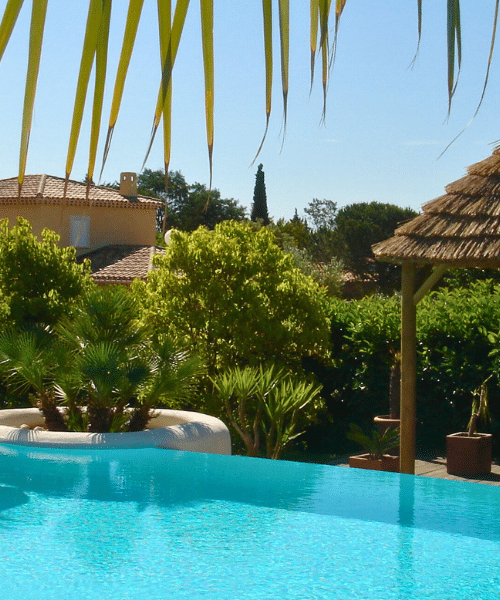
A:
373,146,500,267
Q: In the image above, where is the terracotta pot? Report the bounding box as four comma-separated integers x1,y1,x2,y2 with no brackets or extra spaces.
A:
374,415,400,456
348,453,399,473
446,432,492,476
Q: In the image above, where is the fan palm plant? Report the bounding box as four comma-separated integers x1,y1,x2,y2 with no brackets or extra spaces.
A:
0,286,204,433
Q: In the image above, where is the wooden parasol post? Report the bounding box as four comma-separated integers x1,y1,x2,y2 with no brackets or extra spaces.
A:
400,261,417,474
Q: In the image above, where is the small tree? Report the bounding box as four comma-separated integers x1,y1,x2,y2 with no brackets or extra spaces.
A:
251,163,270,225
0,218,92,327
133,221,331,379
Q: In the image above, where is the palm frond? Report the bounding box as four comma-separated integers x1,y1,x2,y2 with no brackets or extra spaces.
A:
200,0,214,188
143,0,190,170
65,0,104,182
0,0,24,63
87,0,112,186
18,0,48,191
101,0,145,177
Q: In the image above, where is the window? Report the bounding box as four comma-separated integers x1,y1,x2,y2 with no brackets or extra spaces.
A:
70,215,90,248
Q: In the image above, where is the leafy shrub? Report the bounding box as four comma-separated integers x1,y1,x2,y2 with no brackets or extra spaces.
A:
306,281,500,454
133,221,331,380
283,242,344,297
0,218,92,327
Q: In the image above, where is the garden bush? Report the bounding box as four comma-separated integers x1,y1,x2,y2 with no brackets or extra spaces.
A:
305,280,500,455
133,221,331,383
0,217,92,328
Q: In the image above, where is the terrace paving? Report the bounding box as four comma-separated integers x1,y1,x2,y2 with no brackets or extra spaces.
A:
333,453,500,486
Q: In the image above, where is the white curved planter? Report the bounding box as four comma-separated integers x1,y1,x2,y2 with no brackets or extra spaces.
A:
0,408,231,455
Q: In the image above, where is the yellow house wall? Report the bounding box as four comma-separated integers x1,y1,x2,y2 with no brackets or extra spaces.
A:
0,204,157,253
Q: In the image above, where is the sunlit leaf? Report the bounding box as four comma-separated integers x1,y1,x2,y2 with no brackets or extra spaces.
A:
66,0,103,182
143,0,190,170
0,0,24,62
278,0,289,138
408,0,422,68
19,0,48,192
474,0,499,117
200,0,213,187
157,0,172,232
87,0,112,188
447,0,462,112
101,0,145,176
319,0,332,121
251,0,273,165
310,0,319,91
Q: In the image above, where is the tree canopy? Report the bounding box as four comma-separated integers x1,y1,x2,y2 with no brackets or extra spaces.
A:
137,168,246,232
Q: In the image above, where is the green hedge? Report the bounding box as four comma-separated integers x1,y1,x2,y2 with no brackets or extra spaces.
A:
303,281,500,455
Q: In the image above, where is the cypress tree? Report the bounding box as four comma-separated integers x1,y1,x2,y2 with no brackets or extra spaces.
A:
251,163,270,225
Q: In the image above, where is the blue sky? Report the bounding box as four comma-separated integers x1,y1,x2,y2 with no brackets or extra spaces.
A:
1,1,500,221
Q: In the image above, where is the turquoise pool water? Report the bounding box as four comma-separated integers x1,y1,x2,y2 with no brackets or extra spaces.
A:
0,445,499,600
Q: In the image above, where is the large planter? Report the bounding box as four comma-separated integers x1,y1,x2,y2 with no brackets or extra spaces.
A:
349,453,399,473
374,415,400,456
0,408,231,455
446,432,492,476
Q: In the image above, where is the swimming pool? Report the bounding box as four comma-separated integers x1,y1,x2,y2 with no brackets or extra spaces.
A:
0,445,499,600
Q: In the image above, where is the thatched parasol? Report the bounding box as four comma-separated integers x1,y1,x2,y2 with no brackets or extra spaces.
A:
372,145,500,474
373,145,500,268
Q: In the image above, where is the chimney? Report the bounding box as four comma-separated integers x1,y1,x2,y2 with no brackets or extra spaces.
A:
119,172,137,197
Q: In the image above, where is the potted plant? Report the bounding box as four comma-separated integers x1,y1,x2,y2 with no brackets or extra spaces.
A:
347,423,400,472
0,286,205,434
446,379,493,476
374,351,401,445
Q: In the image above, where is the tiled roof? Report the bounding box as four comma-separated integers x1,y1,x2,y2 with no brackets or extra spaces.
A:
78,245,165,285
0,175,162,209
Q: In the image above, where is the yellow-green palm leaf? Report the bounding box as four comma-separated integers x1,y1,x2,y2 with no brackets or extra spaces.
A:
157,0,172,232
87,0,112,188
19,0,48,192
65,0,104,182
0,0,24,63
101,0,145,174
144,0,190,170
200,0,214,186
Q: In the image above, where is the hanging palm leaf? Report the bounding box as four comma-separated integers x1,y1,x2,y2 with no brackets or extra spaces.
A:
0,0,24,63
200,0,214,187
18,0,48,192
87,0,112,188
101,0,145,176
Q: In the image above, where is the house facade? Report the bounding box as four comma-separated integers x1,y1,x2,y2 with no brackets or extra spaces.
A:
0,172,162,254
0,172,164,284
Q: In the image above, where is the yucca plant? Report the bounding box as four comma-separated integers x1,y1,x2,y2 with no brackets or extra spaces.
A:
211,364,322,459
0,286,204,433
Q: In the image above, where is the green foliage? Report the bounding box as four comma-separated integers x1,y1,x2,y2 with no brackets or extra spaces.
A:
137,168,246,232
133,221,331,379
305,280,500,454
0,286,204,432
417,281,500,440
0,218,92,327
251,163,269,225
304,198,337,231
334,202,418,292
347,423,399,459
283,242,344,297
211,365,323,459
